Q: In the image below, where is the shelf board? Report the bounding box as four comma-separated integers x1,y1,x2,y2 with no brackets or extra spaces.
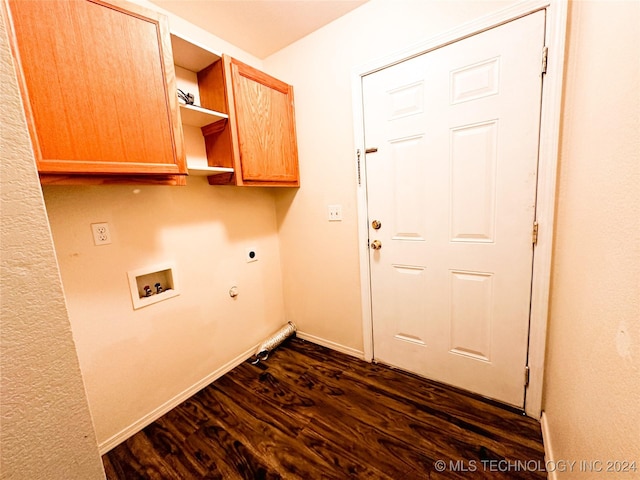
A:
187,166,234,177
179,104,227,127
171,33,221,72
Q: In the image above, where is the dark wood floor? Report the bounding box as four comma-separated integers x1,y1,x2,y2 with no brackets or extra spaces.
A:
103,338,546,479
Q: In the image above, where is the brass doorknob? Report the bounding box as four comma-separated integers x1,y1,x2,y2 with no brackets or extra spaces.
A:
371,220,382,230
371,240,382,250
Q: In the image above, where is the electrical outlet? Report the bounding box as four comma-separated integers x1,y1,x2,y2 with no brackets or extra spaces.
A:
246,248,258,263
91,222,112,246
328,204,343,221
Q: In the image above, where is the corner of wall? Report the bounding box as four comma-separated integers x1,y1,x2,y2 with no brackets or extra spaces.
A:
0,8,105,478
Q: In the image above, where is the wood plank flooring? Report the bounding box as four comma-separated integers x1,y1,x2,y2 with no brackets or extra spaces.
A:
103,338,546,479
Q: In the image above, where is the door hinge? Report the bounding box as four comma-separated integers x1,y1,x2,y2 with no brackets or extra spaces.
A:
357,149,362,186
524,366,530,387
532,221,539,245
541,46,548,74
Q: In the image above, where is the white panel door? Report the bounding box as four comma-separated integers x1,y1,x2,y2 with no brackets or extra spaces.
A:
363,11,546,407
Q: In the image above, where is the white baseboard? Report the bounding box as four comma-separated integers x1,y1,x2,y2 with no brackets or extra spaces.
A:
100,333,364,454
98,342,258,455
296,331,365,360
540,411,555,480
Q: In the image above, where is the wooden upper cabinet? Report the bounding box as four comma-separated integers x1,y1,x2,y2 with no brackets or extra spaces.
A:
4,0,186,184
199,55,300,187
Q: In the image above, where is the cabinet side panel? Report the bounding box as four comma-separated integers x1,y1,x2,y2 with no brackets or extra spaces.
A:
197,60,228,114
203,123,234,170
7,0,181,174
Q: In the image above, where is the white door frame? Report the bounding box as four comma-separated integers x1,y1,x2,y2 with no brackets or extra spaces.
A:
352,0,567,418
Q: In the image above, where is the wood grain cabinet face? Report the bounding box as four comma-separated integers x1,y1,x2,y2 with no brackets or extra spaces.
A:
5,0,186,183
201,56,300,187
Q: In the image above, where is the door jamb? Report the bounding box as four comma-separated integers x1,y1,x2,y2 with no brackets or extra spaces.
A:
351,0,568,418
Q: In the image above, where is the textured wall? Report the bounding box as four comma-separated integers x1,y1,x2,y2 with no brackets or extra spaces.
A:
543,1,640,477
0,10,105,480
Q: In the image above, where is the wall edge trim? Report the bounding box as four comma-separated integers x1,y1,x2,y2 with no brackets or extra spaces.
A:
98,342,258,455
540,411,556,480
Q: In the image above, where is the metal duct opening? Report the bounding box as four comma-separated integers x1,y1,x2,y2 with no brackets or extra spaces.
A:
251,321,297,364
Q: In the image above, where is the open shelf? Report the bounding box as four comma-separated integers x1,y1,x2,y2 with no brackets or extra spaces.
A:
188,166,234,176
179,104,227,127
171,33,221,72
171,32,233,181
182,123,233,178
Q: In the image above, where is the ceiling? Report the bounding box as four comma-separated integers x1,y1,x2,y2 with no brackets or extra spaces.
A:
150,0,369,59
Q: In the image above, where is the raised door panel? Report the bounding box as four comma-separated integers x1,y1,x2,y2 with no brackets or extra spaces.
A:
6,0,186,176
229,57,299,186
366,11,546,407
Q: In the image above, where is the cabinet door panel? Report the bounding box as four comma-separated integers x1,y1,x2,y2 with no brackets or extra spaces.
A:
230,59,299,184
7,0,185,175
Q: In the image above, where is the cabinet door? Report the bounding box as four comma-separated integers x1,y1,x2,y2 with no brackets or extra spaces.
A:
5,0,186,177
227,57,299,186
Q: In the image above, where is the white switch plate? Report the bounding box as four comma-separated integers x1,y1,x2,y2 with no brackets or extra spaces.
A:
91,222,112,245
328,204,343,221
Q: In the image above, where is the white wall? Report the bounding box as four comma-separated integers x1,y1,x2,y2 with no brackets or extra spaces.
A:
40,1,285,451
7,0,638,471
266,0,516,353
136,0,264,67
43,182,286,450
0,11,105,479
267,0,640,474
142,10,639,477
542,1,640,477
